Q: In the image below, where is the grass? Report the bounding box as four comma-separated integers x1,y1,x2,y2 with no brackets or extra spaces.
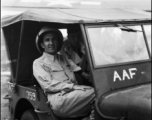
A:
1,75,11,120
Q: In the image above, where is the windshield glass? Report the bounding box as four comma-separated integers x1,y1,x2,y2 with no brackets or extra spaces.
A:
87,25,149,67
143,25,151,54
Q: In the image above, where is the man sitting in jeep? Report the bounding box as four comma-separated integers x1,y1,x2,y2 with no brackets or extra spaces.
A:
33,26,95,119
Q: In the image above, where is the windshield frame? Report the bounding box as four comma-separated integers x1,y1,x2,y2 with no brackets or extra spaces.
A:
142,23,151,57
85,23,151,69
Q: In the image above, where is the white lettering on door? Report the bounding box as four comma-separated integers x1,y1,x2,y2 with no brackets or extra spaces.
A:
113,71,121,82
129,68,137,79
113,68,137,82
123,70,130,80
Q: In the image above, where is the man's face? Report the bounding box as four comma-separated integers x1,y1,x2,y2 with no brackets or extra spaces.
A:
41,33,59,55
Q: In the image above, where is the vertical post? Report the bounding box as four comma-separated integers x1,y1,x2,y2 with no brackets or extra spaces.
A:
14,21,25,92
80,24,99,96
80,24,94,72
141,24,151,58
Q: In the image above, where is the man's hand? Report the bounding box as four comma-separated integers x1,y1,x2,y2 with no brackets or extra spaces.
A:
73,85,92,91
82,72,92,83
60,88,73,95
63,88,73,93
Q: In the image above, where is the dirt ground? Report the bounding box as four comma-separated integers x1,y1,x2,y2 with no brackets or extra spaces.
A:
1,75,11,120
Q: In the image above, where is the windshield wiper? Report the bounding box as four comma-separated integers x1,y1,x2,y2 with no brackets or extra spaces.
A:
116,24,142,32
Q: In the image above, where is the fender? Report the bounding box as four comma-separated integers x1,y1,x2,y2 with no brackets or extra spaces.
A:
98,84,151,120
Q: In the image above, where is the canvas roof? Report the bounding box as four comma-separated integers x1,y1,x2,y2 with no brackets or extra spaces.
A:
2,8,151,27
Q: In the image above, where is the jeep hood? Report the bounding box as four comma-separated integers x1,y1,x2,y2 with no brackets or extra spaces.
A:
98,84,151,120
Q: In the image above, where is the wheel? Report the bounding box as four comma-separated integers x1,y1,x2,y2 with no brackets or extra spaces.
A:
21,109,39,120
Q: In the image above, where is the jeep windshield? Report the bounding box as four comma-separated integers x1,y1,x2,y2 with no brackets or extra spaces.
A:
86,24,151,67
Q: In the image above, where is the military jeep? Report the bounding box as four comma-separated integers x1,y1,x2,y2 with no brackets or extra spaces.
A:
2,6,151,120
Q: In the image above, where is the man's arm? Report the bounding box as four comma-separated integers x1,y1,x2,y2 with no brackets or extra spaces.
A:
33,60,74,93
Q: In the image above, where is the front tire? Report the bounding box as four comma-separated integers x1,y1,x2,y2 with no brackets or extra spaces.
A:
21,109,39,120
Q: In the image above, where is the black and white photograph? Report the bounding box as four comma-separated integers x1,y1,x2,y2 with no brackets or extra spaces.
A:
1,0,151,120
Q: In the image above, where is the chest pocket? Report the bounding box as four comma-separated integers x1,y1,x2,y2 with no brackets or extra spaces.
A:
59,56,78,84
47,63,69,82
49,63,63,71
